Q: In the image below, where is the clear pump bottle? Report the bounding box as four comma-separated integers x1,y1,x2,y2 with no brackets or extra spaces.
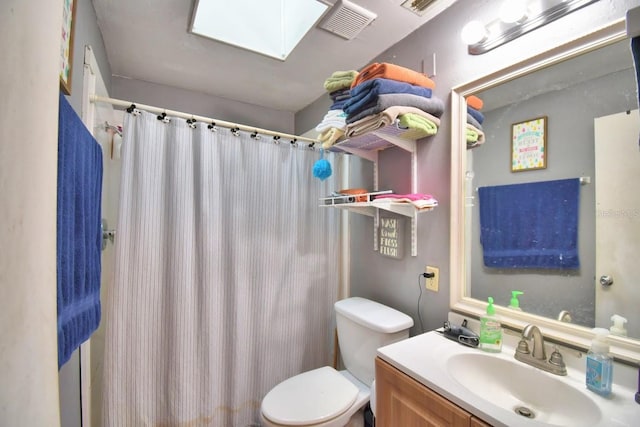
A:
586,328,613,397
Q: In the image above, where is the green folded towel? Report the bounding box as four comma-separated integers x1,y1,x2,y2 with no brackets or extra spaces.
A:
324,70,359,92
466,124,485,148
467,127,479,142
398,113,438,139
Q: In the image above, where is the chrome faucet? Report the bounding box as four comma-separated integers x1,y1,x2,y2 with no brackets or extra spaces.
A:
514,324,567,376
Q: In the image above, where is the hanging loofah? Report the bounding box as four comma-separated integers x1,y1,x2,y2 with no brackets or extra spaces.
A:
313,149,332,181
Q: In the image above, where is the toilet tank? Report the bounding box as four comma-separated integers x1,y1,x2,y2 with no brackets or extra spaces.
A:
334,297,413,387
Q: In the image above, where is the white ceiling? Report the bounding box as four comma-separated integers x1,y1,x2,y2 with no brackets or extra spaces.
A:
92,0,457,113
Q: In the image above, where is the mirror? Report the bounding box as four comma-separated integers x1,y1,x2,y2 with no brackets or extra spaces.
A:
450,19,640,363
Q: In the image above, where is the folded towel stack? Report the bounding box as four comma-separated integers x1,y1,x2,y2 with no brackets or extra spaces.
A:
315,70,359,148
342,62,443,139
343,79,437,119
465,95,486,148
344,105,441,138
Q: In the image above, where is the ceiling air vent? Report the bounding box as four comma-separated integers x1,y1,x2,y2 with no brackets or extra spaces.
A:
401,0,439,16
318,0,377,40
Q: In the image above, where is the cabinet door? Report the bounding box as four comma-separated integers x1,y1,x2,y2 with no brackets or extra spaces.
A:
471,416,492,427
375,357,471,427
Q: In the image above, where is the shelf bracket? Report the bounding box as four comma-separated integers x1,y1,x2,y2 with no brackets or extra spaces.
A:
411,212,417,257
371,131,417,154
336,145,379,163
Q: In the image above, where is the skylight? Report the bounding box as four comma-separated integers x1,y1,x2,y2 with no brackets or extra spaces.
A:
190,0,329,61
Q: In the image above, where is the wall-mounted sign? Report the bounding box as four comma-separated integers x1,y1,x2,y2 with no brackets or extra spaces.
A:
511,116,547,172
379,217,403,259
60,0,77,95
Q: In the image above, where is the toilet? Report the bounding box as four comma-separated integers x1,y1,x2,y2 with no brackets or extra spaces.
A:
260,297,413,427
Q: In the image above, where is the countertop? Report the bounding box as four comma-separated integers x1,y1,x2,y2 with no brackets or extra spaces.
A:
376,330,640,427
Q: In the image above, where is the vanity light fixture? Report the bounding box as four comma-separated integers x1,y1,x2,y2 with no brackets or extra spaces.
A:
498,0,528,24
462,0,598,55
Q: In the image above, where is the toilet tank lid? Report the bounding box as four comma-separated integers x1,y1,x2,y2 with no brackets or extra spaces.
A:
335,297,413,333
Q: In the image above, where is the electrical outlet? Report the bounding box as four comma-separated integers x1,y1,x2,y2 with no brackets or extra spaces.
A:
425,266,439,292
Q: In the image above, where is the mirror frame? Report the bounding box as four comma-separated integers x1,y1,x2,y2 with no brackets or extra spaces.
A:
450,18,640,364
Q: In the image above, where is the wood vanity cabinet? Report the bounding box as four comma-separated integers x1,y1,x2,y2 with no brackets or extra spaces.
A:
375,357,492,427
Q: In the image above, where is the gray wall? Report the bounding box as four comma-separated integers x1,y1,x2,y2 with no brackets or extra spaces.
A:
66,0,112,111
470,68,636,326
111,77,295,134
296,0,636,336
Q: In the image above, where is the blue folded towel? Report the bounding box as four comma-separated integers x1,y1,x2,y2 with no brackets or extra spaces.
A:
478,178,580,269
467,113,483,130
343,78,432,115
57,92,103,368
329,98,348,111
467,106,484,125
329,88,351,101
346,93,445,124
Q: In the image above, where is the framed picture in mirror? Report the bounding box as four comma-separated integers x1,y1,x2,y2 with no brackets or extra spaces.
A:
511,116,547,172
60,0,76,95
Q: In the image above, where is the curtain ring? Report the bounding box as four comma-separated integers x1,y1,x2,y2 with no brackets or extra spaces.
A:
273,135,281,144
230,127,240,136
126,104,140,116
290,138,298,147
208,122,217,132
250,131,260,140
157,112,170,123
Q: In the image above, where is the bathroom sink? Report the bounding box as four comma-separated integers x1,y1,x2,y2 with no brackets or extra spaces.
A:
445,352,602,426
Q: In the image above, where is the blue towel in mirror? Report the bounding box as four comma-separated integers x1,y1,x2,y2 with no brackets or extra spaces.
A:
478,178,580,269
57,92,103,368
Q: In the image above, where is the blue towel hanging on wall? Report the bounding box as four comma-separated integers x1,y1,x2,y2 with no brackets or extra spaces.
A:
57,92,103,369
478,178,580,269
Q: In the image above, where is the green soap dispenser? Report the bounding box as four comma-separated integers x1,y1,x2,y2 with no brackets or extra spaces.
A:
479,297,503,353
508,291,524,311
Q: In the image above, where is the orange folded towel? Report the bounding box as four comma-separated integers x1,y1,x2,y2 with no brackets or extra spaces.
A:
466,95,484,110
351,62,436,90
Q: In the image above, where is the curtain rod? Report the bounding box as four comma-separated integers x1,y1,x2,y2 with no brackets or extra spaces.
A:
90,95,318,144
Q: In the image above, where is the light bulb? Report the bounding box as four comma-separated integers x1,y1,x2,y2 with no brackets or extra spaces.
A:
461,20,487,45
499,0,528,24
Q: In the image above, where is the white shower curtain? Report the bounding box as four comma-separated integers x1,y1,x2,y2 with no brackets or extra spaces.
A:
102,111,341,426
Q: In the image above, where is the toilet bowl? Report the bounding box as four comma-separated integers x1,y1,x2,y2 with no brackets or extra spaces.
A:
260,297,413,427
261,367,370,427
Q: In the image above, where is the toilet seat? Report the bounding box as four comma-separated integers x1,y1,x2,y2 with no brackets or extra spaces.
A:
262,366,359,426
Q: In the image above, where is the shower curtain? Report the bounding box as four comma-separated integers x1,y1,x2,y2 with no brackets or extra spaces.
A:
102,111,341,426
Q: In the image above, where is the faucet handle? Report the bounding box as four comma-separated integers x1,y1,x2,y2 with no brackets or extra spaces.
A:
516,339,530,355
548,346,567,375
